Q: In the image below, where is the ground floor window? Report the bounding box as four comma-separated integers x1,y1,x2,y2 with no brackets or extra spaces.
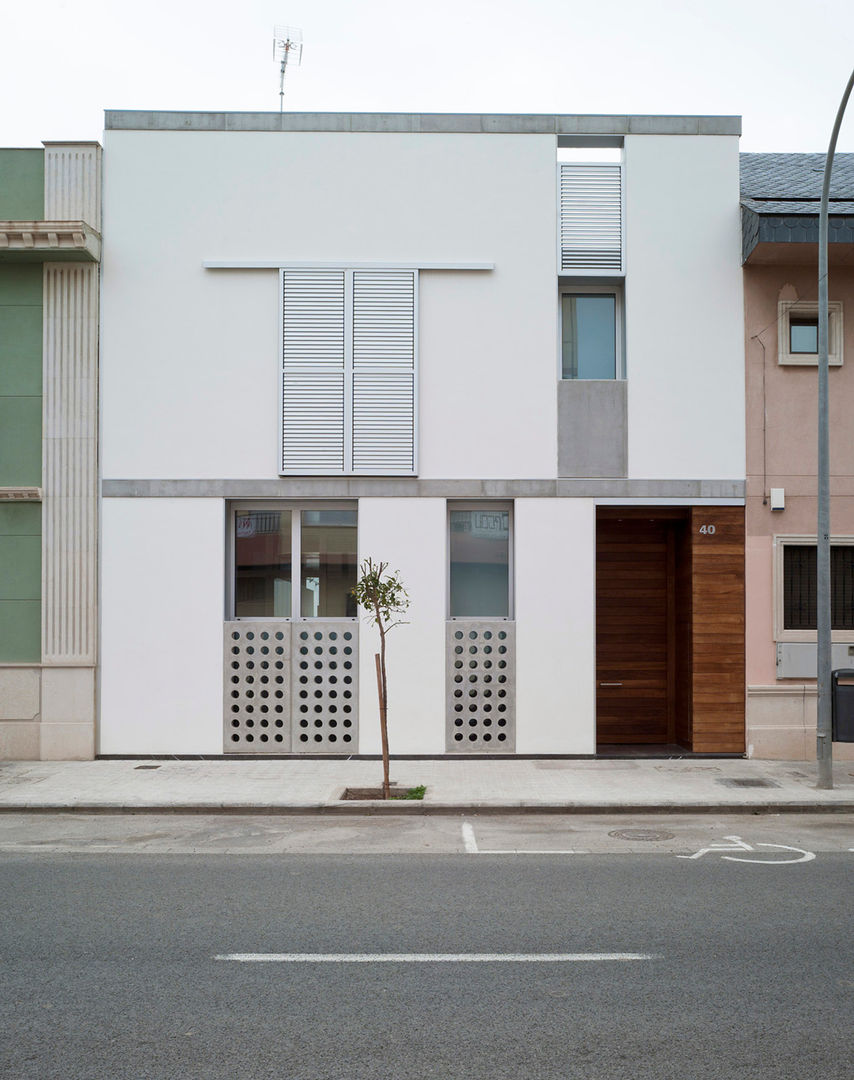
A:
782,542,854,631
448,503,512,618
232,503,357,619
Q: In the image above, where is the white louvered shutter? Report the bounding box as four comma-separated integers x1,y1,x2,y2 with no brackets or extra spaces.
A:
559,164,623,273
351,271,416,473
281,270,345,473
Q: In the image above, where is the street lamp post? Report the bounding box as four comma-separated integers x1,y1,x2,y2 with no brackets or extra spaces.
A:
816,68,854,789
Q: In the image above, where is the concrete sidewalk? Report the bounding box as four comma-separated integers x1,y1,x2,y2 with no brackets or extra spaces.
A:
1,756,854,813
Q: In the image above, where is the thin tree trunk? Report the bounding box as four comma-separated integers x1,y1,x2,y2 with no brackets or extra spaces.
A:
375,648,390,798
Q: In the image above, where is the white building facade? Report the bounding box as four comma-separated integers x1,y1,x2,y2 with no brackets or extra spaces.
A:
99,112,746,757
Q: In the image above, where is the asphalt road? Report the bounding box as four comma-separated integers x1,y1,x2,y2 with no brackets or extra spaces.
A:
2,816,853,1079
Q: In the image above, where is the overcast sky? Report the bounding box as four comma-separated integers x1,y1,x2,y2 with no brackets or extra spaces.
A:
5,0,854,151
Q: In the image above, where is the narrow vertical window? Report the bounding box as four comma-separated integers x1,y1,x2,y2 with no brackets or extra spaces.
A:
234,510,293,617
449,506,511,617
300,509,358,617
561,293,617,379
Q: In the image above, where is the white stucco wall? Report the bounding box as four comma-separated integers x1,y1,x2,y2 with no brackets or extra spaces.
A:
100,130,558,481
99,498,225,753
356,498,446,754
623,134,744,480
515,498,596,753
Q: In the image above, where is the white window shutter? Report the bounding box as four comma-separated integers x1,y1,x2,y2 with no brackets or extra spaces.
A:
281,270,346,473
351,271,416,473
559,164,623,273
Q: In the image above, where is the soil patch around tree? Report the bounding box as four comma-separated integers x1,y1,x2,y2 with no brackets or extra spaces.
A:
341,785,426,801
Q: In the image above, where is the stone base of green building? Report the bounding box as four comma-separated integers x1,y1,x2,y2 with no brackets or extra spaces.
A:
0,665,95,759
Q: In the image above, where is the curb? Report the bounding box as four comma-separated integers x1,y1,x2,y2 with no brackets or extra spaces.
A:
2,801,854,815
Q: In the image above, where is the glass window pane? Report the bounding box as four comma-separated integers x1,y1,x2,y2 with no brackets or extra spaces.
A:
784,544,854,630
449,508,510,617
561,294,616,379
790,317,818,354
300,510,358,617
234,510,292,617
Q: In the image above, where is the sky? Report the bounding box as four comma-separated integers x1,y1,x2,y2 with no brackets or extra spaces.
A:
5,0,854,151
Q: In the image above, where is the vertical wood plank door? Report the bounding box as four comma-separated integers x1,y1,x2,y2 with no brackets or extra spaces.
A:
689,507,745,753
596,517,671,744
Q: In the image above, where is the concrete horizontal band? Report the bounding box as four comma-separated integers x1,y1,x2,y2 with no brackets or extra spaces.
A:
105,111,742,137
102,478,746,500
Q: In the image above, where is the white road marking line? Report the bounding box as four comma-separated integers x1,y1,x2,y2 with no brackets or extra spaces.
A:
461,822,587,855
461,821,478,853
215,952,658,963
721,842,815,865
477,849,590,855
678,835,816,863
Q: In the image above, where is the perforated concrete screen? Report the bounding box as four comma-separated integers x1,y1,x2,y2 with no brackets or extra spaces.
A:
292,623,358,750
224,620,358,752
224,623,293,751
446,621,516,751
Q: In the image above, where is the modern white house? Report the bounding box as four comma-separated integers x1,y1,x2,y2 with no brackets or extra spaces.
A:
98,111,746,758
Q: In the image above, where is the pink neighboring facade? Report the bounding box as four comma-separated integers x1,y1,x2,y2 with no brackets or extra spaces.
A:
745,254,854,759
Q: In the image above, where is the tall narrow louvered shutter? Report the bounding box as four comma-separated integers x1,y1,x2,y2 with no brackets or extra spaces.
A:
559,164,623,273
351,270,416,473
281,270,346,473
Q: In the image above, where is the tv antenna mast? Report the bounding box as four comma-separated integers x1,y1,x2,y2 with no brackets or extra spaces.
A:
273,25,303,112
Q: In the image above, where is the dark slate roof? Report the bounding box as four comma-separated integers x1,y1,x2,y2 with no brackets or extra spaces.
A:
740,153,854,212
740,153,854,260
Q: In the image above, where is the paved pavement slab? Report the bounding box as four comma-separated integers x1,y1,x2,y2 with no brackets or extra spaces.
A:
1,756,854,813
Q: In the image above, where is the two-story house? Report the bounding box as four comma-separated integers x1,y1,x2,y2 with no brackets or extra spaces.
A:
97,111,746,758
742,153,854,760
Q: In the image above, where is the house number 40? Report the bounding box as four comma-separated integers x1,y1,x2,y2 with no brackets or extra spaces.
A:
699,524,716,535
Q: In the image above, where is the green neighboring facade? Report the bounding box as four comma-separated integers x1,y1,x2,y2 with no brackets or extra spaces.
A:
0,150,44,220
0,149,44,662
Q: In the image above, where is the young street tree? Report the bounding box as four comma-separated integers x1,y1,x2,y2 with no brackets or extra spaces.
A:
351,558,409,799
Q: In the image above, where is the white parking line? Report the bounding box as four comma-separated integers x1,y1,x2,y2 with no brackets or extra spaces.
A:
215,952,659,963
461,820,587,855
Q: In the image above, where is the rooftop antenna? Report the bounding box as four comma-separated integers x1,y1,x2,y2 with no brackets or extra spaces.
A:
273,25,303,112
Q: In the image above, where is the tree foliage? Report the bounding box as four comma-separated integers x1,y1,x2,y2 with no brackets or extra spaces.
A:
351,559,410,632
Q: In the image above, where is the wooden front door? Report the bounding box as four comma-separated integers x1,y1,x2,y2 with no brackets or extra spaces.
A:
596,514,677,745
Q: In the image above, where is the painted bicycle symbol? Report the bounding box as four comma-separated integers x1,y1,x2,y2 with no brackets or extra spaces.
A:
676,835,815,864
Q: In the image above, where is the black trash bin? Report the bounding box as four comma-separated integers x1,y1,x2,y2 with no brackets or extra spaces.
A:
831,670,854,743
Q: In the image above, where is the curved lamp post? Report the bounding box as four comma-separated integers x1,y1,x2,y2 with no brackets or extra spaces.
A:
816,68,854,789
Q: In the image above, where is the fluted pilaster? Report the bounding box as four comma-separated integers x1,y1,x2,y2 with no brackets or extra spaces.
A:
43,143,101,228
42,263,98,664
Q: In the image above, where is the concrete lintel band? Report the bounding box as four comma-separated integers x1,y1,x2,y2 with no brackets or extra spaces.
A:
105,111,742,137
102,478,746,501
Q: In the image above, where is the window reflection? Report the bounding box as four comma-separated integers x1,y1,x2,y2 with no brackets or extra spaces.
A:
300,510,358,617
561,294,617,379
234,510,292,617
449,508,510,617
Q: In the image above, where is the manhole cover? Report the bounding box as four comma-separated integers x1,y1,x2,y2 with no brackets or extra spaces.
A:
608,828,675,842
717,778,780,789
134,764,161,770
